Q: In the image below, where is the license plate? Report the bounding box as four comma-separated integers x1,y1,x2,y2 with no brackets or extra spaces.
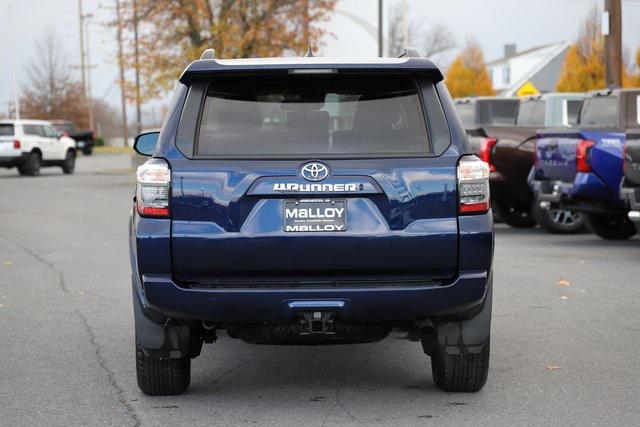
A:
283,200,347,232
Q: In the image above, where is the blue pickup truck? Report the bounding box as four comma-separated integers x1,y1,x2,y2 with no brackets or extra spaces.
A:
129,51,494,395
531,88,640,239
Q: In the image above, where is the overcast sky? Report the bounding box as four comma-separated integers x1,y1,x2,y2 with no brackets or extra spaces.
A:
1,0,640,119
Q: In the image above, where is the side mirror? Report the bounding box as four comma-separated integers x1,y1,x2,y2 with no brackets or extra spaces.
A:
134,131,160,156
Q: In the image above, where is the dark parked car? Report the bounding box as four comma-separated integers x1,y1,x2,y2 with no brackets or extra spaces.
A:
51,120,96,155
621,129,640,227
531,89,640,240
130,51,494,395
455,94,586,233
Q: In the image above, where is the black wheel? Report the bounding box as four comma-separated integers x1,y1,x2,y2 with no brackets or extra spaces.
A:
531,201,586,234
431,340,490,392
62,150,76,174
136,344,190,395
82,145,93,155
584,213,637,240
17,151,41,176
493,200,536,228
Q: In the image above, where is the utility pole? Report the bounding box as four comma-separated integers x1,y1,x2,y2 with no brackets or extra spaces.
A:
7,2,20,119
116,0,129,146
78,0,86,97
133,0,142,135
604,0,622,88
85,17,95,131
378,0,383,57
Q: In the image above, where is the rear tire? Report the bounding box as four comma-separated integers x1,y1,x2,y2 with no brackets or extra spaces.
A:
584,213,637,240
62,150,76,174
531,200,586,234
493,200,536,228
18,151,41,176
82,146,93,155
431,340,490,392
136,345,191,395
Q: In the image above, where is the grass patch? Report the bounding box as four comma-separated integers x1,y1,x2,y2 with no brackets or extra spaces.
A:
93,146,134,155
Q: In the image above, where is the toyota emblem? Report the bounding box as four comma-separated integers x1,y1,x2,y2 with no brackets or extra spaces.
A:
300,162,329,181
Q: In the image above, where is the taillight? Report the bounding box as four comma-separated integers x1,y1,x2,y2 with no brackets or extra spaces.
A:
13,140,20,150
136,159,170,217
63,131,69,137
458,155,490,215
479,137,497,172
576,139,595,172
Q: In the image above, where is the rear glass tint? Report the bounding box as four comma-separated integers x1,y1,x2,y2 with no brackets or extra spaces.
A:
0,124,14,136
566,100,582,125
517,100,545,126
580,97,618,127
196,76,430,157
476,100,518,126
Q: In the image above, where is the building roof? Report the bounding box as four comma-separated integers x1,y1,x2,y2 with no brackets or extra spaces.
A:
487,43,559,66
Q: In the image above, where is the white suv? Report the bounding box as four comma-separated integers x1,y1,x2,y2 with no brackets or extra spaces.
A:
0,119,77,176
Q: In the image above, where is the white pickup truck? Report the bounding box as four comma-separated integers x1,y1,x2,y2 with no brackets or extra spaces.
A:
0,119,77,176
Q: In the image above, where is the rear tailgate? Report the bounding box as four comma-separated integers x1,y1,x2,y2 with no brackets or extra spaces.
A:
535,130,582,182
168,73,460,286
0,136,19,157
624,131,640,185
169,157,458,284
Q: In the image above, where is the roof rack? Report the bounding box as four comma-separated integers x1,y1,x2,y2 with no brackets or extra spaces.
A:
591,88,613,97
304,46,315,57
398,47,421,58
200,49,216,60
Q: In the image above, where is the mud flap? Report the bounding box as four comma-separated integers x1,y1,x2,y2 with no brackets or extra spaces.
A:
132,281,201,359
422,274,492,356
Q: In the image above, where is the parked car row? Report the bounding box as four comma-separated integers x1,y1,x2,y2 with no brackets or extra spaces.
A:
455,88,640,240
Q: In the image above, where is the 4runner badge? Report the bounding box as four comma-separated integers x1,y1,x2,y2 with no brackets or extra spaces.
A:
300,162,329,181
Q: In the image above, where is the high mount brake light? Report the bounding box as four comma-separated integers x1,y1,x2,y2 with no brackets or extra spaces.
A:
136,159,170,218
458,155,490,215
479,137,497,172
576,139,595,173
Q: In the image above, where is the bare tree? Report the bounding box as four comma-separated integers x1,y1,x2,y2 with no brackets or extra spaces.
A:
387,4,455,59
20,29,90,128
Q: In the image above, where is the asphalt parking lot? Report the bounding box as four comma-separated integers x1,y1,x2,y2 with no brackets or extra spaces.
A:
1,153,639,426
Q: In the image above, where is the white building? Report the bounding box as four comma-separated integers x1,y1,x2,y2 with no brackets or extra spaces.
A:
487,42,572,97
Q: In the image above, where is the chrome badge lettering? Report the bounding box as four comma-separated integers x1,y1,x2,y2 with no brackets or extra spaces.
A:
273,183,358,193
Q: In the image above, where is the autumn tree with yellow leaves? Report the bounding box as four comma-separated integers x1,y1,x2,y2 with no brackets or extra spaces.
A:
445,40,495,98
556,8,606,92
118,0,337,100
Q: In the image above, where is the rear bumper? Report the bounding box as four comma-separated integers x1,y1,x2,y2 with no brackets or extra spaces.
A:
531,173,623,214
136,270,491,323
0,153,27,167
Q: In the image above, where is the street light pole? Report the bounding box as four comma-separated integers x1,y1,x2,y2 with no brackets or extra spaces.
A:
133,0,142,135
115,0,129,146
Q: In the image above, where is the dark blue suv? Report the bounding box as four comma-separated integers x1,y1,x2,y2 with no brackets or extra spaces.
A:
130,51,494,395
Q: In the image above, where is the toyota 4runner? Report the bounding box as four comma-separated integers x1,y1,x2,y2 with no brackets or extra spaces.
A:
130,50,494,395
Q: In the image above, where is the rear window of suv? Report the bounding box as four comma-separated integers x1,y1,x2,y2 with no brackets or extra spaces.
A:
195,76,430,157
0,124,14,136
